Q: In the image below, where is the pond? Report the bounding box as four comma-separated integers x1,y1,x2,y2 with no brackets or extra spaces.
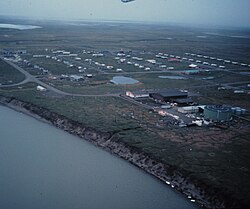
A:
158,76,187,80
0,24,42,30
111,76,139,84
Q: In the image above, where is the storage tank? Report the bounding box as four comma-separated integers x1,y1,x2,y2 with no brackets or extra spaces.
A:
204,105,232,122
231,107,236,114
235,107,242,115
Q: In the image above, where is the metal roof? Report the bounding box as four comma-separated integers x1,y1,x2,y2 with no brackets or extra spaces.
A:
156,90,188,98
174,98,193,104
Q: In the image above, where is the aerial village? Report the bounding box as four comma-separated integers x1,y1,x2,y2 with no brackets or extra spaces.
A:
1,47,250,128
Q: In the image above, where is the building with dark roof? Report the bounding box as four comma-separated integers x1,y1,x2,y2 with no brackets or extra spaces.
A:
149,90,188,103
174,98,193,105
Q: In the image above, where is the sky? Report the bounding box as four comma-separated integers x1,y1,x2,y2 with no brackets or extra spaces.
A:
0,0,250,27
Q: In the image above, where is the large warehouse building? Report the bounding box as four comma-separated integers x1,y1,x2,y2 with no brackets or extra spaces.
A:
204,105,232,122
149,90,193,104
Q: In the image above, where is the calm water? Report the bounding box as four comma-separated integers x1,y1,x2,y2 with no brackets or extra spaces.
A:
0,24,42,30
0,106,197,209
111,76,139,84
158,76,187,80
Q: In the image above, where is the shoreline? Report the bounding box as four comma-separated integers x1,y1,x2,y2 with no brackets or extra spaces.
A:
0,96,225,209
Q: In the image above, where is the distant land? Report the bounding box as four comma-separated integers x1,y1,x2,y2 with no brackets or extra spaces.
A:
0,17,250,208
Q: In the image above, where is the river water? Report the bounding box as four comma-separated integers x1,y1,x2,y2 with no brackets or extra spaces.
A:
0,24,42,30
0,105,197,209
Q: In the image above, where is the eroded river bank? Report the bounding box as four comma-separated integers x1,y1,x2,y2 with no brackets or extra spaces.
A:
0,96,226,208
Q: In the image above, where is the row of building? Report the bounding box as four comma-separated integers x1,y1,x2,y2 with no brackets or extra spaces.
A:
126,89,194,106
126,90,248,123
185,52,250,68
1,49,27,55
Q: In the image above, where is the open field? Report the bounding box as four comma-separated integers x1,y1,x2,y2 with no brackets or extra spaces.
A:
39,72,204,95
193,86,250,110
1,19,250,208
0,59,25,84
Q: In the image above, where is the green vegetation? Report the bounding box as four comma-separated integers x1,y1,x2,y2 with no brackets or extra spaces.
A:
29,57,79,75
1,86,250,206
0,85,146,132
194,86,250,109
42,72,203,95
0,59,25,85
1,21,250,207
207,71,250,83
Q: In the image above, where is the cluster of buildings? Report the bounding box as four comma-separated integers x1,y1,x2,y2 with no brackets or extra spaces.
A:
1,49,27,56
154,51,249,70
149,90,193,106
185,52,250,68
1,49,27,63
126,89,193,105
51,74,92,82
125,89,248,126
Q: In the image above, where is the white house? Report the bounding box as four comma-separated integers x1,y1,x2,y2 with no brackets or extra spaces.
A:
36,85,47,92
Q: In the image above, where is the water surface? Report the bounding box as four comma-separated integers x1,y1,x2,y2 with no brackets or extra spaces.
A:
0,105,197,209
159,76,187,80
0,24,42,30
111,76,139,84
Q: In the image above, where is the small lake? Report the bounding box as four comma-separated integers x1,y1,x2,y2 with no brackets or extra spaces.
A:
196,36,208,39
111,76,139,84
240,72,250,75
0,24,42,30
0,105,197,209
159,76,187,80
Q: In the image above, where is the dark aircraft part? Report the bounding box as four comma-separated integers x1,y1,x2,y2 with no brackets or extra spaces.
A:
121,0,136,3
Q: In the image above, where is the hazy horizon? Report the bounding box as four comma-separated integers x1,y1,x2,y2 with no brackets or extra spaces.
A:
0,0,250,28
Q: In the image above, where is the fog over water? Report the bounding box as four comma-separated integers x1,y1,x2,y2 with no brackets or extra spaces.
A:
0,0,250,27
